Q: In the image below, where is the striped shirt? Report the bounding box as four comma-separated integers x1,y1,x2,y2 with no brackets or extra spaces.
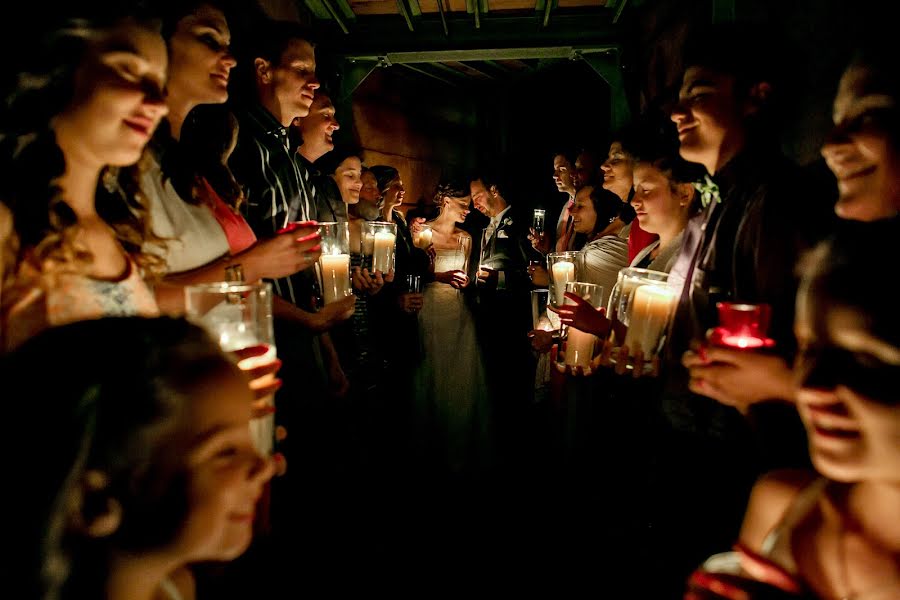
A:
230,102,318,309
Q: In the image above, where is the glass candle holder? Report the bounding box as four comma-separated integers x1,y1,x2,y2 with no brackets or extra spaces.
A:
531,288,551,331
559,281,604,368
317,221,352,305
362,221,397,273
709,302,774,349
547,251,579,310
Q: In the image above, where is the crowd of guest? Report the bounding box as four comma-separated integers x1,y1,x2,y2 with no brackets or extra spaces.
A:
0,1,897,598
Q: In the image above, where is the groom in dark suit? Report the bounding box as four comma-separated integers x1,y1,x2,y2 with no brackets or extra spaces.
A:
469,171,537,471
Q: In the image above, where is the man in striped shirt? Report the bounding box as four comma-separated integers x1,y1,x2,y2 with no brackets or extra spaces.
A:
229,20,356,533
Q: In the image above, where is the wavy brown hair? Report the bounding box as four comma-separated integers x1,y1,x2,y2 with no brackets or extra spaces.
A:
0,10,167,291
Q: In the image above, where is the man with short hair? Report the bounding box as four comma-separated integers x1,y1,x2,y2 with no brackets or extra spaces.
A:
470,171,536,468
644,22,835,596
291,91,345,221
228,19,355,549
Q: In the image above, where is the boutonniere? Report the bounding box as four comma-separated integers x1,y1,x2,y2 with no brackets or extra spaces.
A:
501,217,513,227
692,174,721,208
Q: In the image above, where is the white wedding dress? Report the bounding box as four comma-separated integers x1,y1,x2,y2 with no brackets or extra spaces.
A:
414,246,492,473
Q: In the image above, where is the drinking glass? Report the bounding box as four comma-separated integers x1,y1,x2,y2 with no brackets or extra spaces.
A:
406,274,423,294
532,209,546,236
185,281,276,455
531,288,551,330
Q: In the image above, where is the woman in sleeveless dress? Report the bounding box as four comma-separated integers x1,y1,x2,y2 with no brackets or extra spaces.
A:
414,182,492,473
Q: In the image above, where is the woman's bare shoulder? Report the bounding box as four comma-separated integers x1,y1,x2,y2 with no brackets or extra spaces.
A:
739,469,820,551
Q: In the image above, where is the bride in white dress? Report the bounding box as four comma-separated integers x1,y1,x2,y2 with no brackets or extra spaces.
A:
413,184,492,473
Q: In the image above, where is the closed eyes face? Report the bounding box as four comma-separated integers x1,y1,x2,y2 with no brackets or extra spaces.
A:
443,195,471,222
600,142,634,200
54,19,168,168
821,64,900,222
794,294,900,483
569,187,596,234
359,172,380,204
167,5,236,106
333,157,361,205
631,163,684,234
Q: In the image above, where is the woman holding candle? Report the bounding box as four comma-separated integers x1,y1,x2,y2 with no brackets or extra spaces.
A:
142,2,323,316
687,220,900,600
5,317,275,600
413,180,492,473
0,6,169,352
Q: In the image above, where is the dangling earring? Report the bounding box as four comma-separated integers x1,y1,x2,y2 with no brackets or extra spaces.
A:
101,167,120,194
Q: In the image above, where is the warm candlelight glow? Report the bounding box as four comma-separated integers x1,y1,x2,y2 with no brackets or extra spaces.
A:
550,261,575,306
373,231,396,272
414,226,433,249
565,328,596,367
624,284,677,357
319,254,352,304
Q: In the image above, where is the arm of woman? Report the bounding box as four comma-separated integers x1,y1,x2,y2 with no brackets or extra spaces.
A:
154,225,321,315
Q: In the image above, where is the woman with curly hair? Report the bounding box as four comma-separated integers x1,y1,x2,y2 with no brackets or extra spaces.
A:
0,5,169,351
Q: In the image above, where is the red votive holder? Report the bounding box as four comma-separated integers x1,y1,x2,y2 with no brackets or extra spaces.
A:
709,302,775,349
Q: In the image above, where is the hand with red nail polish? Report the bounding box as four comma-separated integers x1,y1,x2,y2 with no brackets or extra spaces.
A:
239,223,321,279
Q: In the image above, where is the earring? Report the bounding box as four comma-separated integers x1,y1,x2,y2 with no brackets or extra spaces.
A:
101,167,120,194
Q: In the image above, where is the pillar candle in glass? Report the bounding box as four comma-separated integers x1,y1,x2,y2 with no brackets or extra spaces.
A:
413,223,433,249
363,221,397,274
547,251,579,308
317,221,352,304
561,281,604,368
607,267,670,344
623,283,678,363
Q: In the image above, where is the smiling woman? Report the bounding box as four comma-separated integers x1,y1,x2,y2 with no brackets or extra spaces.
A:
0,6,169,351
689,220,900,600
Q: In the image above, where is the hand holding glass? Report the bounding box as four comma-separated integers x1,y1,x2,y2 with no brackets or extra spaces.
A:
185,281,276,455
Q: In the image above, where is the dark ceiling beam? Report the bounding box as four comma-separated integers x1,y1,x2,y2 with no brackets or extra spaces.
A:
443,60,495,80
344,45,618,63
612,0,628,23
435,0,449,36
396,0,415,31
320,0,350,34
542,0,554,28
423,60,477,80
398,62,457,86
320,14,618,54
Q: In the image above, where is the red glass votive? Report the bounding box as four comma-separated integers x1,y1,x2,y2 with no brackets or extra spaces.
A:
710,302,774,349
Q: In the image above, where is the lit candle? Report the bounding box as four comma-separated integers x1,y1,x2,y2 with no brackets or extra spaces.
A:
564,328,596,368
415,226,433,249
719,334,766,349
624,284,677,357
319,254,351,304
372,231,396,273
551,261,575,306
